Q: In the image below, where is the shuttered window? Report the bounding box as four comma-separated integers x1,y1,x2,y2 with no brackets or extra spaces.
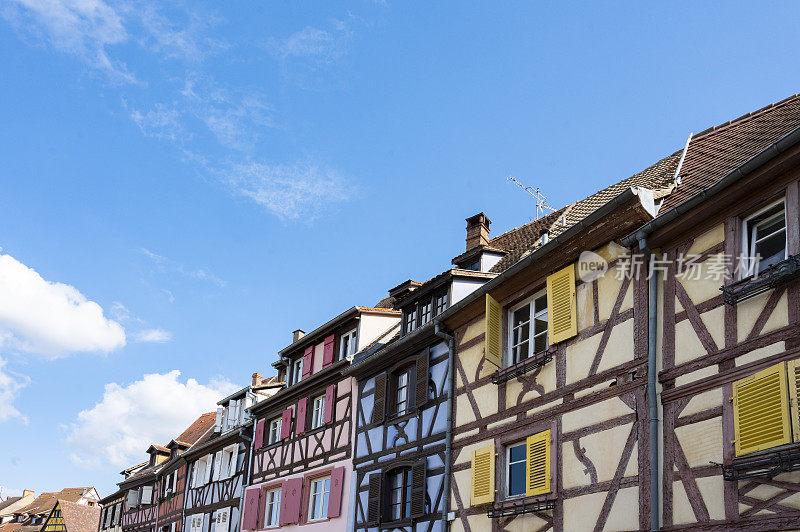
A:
546,265,577,344
733,361,793,456
415,348,430,409
526,429,551,496
372,373,387,424
366,472,382,525
470,445,495,506
789,359,800,443
484,294,502,367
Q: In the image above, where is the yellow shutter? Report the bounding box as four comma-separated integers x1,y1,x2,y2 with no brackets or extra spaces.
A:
470,445,495,505
547,265,577,344
788,359,800,442
484,294,502,367
732,362,792,456
526,429,551,496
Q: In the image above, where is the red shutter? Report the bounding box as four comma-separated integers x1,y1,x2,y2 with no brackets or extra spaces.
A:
254,419,265,450
322,334,336,368
302,346,314,378
296,398,308,434
241,487,260,530
327,467,345,518
280,408,292,440
257,486,268,529
324,384,336,424
279,478,303,525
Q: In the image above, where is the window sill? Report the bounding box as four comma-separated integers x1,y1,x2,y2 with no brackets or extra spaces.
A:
492,348,556,385
487,495,556,518
721,254,800,305
723,443,800,481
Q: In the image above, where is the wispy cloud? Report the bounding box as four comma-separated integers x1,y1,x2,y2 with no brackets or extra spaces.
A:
134,328,172,343
2,1,356,220
0,357,30,424
224,160,354,220
2,0,136,84
140,248,226,287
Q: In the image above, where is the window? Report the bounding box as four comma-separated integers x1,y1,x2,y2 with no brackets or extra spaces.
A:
291,359,302,385
267,418,281,445
193,455,212,487
435,291,448,316
311,395,325,429
339,329,358,360
308,477,331,522
264,488,280,527
394,368,411,416
221,445,238,479
506,442,527,498
743,200,787,276
419,300,432,326
386,468,412,521
404,309,417,334
509,293,548,365
213,508,229,532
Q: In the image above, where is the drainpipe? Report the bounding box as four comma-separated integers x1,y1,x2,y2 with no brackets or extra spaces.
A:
434,319,455,532
240,419,254,486
637,234,660,531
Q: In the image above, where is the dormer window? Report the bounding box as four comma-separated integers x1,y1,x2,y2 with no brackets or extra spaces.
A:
291,358,302,385
339,329,358,360
402,289,449,335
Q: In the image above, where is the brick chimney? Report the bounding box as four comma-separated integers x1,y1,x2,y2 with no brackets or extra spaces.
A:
252,372,262,386
292,329,305,343
465,212,491,251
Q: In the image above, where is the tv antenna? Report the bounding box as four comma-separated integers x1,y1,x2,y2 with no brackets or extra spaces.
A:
507,176,556,219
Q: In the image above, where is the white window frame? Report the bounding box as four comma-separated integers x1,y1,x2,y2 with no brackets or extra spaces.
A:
741,199,788,277
507,290,548,366
311,395,326,430
339,329,358,361
220,444,237,479
292,359,302,385
212,508,229,532
267,418,281,445
264,488,281,527
307,476,331,522
505,441,527,499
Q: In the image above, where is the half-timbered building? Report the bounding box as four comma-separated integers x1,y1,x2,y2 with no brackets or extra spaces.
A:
436,159,682,531
42,500,101,532
623,93,800,530
346,212,567,532
120,414,215,532
0,488,99,532
184,375,282,532
98,491,123,532
241,306,399,531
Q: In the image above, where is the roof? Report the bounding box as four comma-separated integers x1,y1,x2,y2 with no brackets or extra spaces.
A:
13,489,91,516
175,412,216,445
664,93,800,210
0,523,39,532
0,497,24,515
55,501,101,532
486,208,568,273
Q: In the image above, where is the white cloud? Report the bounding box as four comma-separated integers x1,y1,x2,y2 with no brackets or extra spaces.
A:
224,160,353,220
134,328,172,343
65,370,238,468
0,486,25,499
0,357,30,424
129,103,188,142
2,0,137,84
0,254,125,356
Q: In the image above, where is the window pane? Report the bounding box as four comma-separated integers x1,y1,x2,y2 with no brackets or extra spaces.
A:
756,233,787,272
508,443,527,497
513,306,530,328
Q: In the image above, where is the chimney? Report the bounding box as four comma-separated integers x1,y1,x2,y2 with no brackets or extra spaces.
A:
292,329,305,343
23,490,33,498
252,372,262,386
465,212,491,251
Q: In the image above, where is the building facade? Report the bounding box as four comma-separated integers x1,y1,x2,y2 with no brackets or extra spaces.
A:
240,306,399,532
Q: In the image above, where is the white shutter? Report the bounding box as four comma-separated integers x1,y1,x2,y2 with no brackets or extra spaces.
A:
141,486,153,505
126,489,138,508
215,408,223,432
212,452,223,481
203,455,212,484
228,446,239,478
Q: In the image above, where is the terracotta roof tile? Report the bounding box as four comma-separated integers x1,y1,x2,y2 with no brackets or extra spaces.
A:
174,412,216,446
56,501,100,532
663,93,800,210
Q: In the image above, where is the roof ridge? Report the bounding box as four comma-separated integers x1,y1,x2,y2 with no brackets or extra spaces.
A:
487,207,566,245
692,93,800,140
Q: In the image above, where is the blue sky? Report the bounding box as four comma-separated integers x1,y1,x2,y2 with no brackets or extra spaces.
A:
1,0,799,498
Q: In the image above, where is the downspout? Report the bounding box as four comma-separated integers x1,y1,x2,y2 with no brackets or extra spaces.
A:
434,319,455,532
637,234,660,531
